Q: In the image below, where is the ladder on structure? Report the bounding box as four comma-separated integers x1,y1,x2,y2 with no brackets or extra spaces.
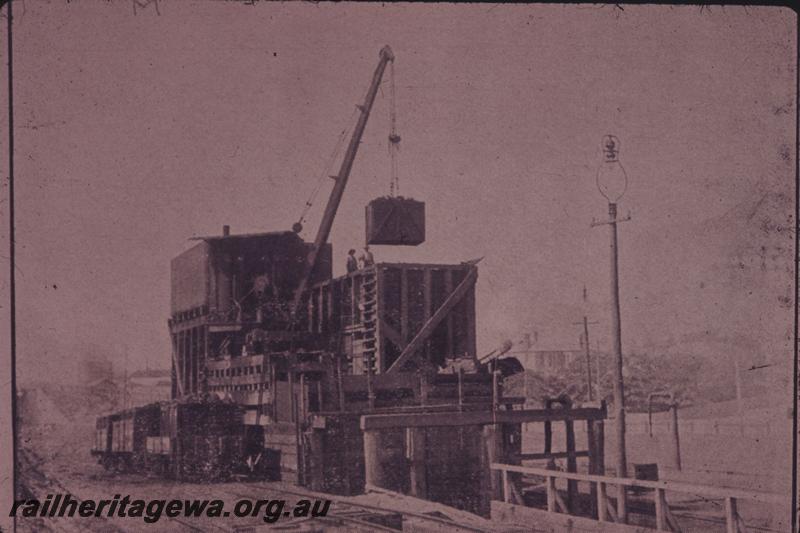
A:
356,267,378,374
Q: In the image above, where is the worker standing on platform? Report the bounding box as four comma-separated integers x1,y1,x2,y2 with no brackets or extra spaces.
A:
346,249,358,273
360,245,375,268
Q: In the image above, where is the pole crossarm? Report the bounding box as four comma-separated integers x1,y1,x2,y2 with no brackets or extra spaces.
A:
590,213,632,228
385,266,478,373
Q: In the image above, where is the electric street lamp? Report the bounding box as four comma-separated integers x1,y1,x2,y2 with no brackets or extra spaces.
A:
596,135,628,203
592,134,631,523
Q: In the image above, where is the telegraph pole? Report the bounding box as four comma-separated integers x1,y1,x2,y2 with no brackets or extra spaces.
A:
582,316,597,401
591,135,631,522
608,201,626,470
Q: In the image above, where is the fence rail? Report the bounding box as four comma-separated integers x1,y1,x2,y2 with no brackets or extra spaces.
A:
491,462,786,532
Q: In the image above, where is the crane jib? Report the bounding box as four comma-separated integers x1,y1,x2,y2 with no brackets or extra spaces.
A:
289,46,395,318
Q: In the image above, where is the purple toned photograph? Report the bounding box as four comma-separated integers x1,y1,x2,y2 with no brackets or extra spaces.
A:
0,3,796,532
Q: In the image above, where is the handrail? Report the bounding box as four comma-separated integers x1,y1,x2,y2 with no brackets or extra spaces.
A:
490,463,786,505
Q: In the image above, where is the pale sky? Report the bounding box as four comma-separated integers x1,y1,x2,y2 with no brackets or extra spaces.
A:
1,3,795,384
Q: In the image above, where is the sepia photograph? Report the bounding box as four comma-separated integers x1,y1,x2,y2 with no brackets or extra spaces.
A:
0,2,796,532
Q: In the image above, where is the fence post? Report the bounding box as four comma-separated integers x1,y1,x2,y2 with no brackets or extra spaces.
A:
671,405,682,471
565,419,577,513
618,484,628,524
587,419,598,518
597,482,607,522
725,497,738,533
654,488,667,531
547,475,557,513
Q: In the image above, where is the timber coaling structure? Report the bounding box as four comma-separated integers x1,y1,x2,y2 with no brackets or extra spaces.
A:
168,229,607,516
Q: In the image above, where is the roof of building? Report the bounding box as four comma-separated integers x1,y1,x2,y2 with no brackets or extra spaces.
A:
188,230,298,242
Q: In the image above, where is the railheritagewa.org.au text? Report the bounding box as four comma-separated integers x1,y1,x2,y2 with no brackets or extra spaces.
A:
9,494,331,524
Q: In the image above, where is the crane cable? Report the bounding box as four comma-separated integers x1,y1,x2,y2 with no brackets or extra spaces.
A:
294,107,358,231
296,57,399,228
388,60,401,197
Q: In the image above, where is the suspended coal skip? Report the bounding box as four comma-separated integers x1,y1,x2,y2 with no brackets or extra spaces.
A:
365,196,425,246
364,55,426,247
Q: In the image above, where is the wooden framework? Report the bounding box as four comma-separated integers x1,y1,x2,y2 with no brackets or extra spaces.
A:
169,323,208,397
307,262,477,374
360,406,606,430
359,402,607,517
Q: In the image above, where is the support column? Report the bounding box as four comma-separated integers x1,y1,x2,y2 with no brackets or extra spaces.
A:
170,332,178,399
466,284,477,358
180,330,188,396
400,268,409,343
671,405,682,471
407,427,428,499
423,269,432,362
364,429,388,489
202,326,208,394
444,270,454,358
309,429,325,491
482,424,504,502
565,419,578,513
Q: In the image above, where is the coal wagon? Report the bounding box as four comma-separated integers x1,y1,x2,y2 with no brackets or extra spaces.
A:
92,399,246,481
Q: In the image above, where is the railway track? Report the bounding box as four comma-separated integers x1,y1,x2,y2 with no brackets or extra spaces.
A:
221,481,500,533
16,448,128,533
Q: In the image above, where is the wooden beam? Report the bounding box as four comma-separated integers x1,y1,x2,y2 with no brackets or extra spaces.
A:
171,333,184,398
654,488,667,531
587,419,599,518
308,288,315,333
386,267,477,373
407,427,427,499
546,475,557,512
665,504,682,532
400,267,409,342
423,269,432,362
466,287,477,357
183,329,189,395
202,326,209,394
554,489,569,514
725,497,737,533
597,482,608,522
191,327,198,393
361,406,606,430
517,451,590,461
444,270,454,358
317,287,324,333
376,267,385,372
379,318,406,351
566,419,578,513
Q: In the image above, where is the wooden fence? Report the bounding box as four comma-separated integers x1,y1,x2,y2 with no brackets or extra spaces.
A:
491,462,787,533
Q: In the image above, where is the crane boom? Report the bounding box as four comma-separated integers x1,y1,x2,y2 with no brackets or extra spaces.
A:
290,45,395,317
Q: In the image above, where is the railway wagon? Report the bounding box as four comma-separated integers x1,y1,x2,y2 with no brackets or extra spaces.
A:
93,399,246,481
158,400,247,481
91,403,160,472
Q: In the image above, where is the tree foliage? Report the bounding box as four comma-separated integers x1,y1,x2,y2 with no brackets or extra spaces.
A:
520,351,704,412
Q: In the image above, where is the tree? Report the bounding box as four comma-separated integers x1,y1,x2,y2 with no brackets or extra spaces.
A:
522,351,703,412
